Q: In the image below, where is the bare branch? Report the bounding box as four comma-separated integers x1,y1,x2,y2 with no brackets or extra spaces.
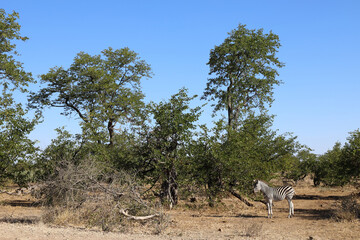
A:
119,209,159,220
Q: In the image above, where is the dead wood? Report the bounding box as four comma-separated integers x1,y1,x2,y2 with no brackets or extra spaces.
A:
119,209,159,220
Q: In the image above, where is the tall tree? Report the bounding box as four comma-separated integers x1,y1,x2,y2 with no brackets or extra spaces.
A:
0,9,38,183
29,47,152,146
0,9,33,90
199,24,298,205
202,24,284,128
338,130,360,184
190,115,299,206
140,88,201,208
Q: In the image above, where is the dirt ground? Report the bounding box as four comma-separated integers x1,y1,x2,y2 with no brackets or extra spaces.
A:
0,181,359,240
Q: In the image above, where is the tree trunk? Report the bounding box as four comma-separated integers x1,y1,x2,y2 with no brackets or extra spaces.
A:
227,77,234,128
228,188,254,207
161,168,178,209
227,88,233,127
107,119,115,146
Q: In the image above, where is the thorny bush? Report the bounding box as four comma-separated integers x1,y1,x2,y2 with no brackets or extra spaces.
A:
34,157,167,232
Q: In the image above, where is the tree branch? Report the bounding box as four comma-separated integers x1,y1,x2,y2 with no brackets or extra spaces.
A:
228,188,254,207
64,98,88,122
119,209,159,220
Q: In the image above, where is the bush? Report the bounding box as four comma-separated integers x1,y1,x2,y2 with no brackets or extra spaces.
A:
35,157,166,232
333,195,360,222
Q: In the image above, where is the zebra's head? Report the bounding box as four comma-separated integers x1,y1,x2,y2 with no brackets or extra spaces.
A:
253,180,261,193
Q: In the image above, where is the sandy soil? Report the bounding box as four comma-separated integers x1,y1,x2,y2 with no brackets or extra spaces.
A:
0,183,359,240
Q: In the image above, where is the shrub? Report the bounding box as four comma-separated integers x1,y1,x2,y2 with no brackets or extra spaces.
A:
333,195,360,222
35,157,166,232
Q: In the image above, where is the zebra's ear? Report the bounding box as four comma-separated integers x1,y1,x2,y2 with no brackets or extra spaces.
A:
253,179,258,183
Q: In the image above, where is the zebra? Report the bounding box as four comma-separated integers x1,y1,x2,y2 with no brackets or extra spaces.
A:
253,180,295,218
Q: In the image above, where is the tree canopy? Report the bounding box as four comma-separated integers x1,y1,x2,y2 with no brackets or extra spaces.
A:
0,9,38,184
203,24,284,128
1,10,359,216
0,9,33,91
29,47,152,145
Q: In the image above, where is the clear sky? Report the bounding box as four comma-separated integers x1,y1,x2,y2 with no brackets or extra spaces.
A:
3,0,360,154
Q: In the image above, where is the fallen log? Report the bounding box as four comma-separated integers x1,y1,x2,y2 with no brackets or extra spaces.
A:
228,189,254,207
119,209,159,220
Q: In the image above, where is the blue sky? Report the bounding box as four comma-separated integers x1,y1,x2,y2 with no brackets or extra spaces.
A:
3,0,360,154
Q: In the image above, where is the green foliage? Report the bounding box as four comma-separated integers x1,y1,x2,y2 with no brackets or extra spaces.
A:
314,142,343,186
139,88,202,207
308,130,360,187
196,24,299,205
340,130,360,183
222,114,299,193
107,131,141,171
0,9,33,91
283,149,317,183
0,9,38,185
34,127,82,180
29,47,152,145
203,24,284,127
189,122,226,205
189,114,300,205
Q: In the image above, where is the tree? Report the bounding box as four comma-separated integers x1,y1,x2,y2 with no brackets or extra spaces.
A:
139,88,202,208
312,142,342,186
202,24,284,128
0,9,33,90
0,9,38,184
198,24,292,205
338,130,360,184
29,47,152,146
189,114,299,206
311,131,360,187
189,122,225,206
0,95,38,184
220,114,298,196
282,149,317,183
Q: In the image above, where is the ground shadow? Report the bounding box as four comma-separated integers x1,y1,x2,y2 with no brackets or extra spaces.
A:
1,200,41,207
235,214,263,218
294,194,345,201
0,216,40,224
293,208,333,220
200,213,263,219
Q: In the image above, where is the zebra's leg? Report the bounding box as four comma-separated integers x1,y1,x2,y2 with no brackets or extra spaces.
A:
287,199,294,218
268,199,273,218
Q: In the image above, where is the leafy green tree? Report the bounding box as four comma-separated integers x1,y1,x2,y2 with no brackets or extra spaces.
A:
198,24,296,205
221,114,298,194
0,95,38,184
190,114,299,206
312,130,360,187
33,127,80,180
313,142,342,186
282,149,317,183
202,24,284,128
189,122,225,206
0,9,33,90
310,131,360,187
139,88,201,208
338,130,360,184
29,47,152,146
0,9,38,184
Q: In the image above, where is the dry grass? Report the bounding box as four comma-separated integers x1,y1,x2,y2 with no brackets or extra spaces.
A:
35,158,167,232
243,222,263,237
1,177,360,239
332,195,360,222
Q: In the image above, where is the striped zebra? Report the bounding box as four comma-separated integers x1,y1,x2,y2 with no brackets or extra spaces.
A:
253,180,295,218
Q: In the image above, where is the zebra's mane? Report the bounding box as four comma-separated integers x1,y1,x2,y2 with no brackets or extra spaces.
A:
256,179,270,186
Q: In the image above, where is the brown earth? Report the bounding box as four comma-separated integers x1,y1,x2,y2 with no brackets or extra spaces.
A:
0,182,359,240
